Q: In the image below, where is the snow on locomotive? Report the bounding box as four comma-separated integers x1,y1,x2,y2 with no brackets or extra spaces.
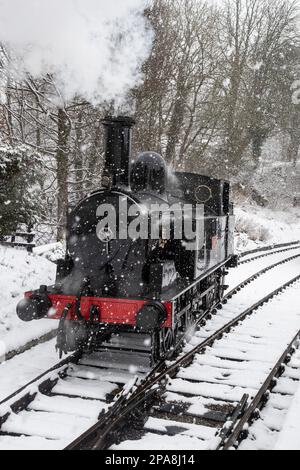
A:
17,117,237,364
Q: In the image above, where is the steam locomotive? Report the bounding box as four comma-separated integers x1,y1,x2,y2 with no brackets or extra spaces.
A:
17,117,237,364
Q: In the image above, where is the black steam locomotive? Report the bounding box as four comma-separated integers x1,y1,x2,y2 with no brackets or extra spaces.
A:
17,117,236,363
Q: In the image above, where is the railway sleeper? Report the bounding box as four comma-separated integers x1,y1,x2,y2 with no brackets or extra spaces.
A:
150,406,228,430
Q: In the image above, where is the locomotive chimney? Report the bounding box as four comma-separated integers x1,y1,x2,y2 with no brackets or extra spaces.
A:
102,116,136,188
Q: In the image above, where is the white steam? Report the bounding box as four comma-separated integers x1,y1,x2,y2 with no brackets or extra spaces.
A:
0,0,152,104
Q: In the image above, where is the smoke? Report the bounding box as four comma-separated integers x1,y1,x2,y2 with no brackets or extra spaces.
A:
0,0,152,104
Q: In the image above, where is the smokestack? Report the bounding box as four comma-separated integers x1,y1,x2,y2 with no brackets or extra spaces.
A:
102,116,136,188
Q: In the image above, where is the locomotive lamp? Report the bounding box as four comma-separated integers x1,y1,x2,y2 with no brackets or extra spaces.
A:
17,286,52,322
136,301,167,332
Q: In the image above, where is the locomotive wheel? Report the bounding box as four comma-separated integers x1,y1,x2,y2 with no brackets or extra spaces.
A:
204,288,216,310
161,328,177,358
151,328,177,364
182,308,198,343
203,269,226,311
203,273,218,310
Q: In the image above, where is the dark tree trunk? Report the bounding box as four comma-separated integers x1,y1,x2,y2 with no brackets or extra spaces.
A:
287,135,300,167
165,71,188,165
74,112,84,201
250,127,267,168
56,108,70,241
287,111,300,167
6,79,14,144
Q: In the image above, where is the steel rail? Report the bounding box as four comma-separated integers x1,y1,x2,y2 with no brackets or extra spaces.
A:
66,274,300,450
224,252,300,301
239,244,300,266
218,329,300,450
5,329,58,362
0,352,80,431
0,352,80,409
240,240,300,258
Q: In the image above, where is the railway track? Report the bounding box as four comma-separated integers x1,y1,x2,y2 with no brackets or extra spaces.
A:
0,337,152,450
239,241,300,266
71,274,300,451
63,253,299,449
240,240,300,259
240,240,300,258
238,336,300,450
0,248,299,450
217,328,300,450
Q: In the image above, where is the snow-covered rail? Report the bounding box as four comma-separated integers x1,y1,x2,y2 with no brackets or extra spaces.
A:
239,242,300,266
0,339,152,450
224,251,300,302
240,240,300,259
5,330,58,362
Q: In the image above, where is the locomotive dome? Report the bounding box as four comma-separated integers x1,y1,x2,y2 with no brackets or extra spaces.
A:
130,151,168,194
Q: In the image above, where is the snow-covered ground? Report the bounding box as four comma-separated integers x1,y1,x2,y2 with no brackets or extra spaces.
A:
0,339,59,402
33,242,65,263
275,377,300,450
0,245,58,356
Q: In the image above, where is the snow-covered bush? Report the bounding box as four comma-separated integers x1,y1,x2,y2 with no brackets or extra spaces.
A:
235,211,270,243
0,145,45,237
234,205,300,252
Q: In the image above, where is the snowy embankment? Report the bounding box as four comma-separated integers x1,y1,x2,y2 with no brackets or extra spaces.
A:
33,242,65,263
0,245,58,356
235,205,300,253
0,339,59,402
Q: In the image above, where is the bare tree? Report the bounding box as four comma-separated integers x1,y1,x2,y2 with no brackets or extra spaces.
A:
0,50,106,241
216,0,299,175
